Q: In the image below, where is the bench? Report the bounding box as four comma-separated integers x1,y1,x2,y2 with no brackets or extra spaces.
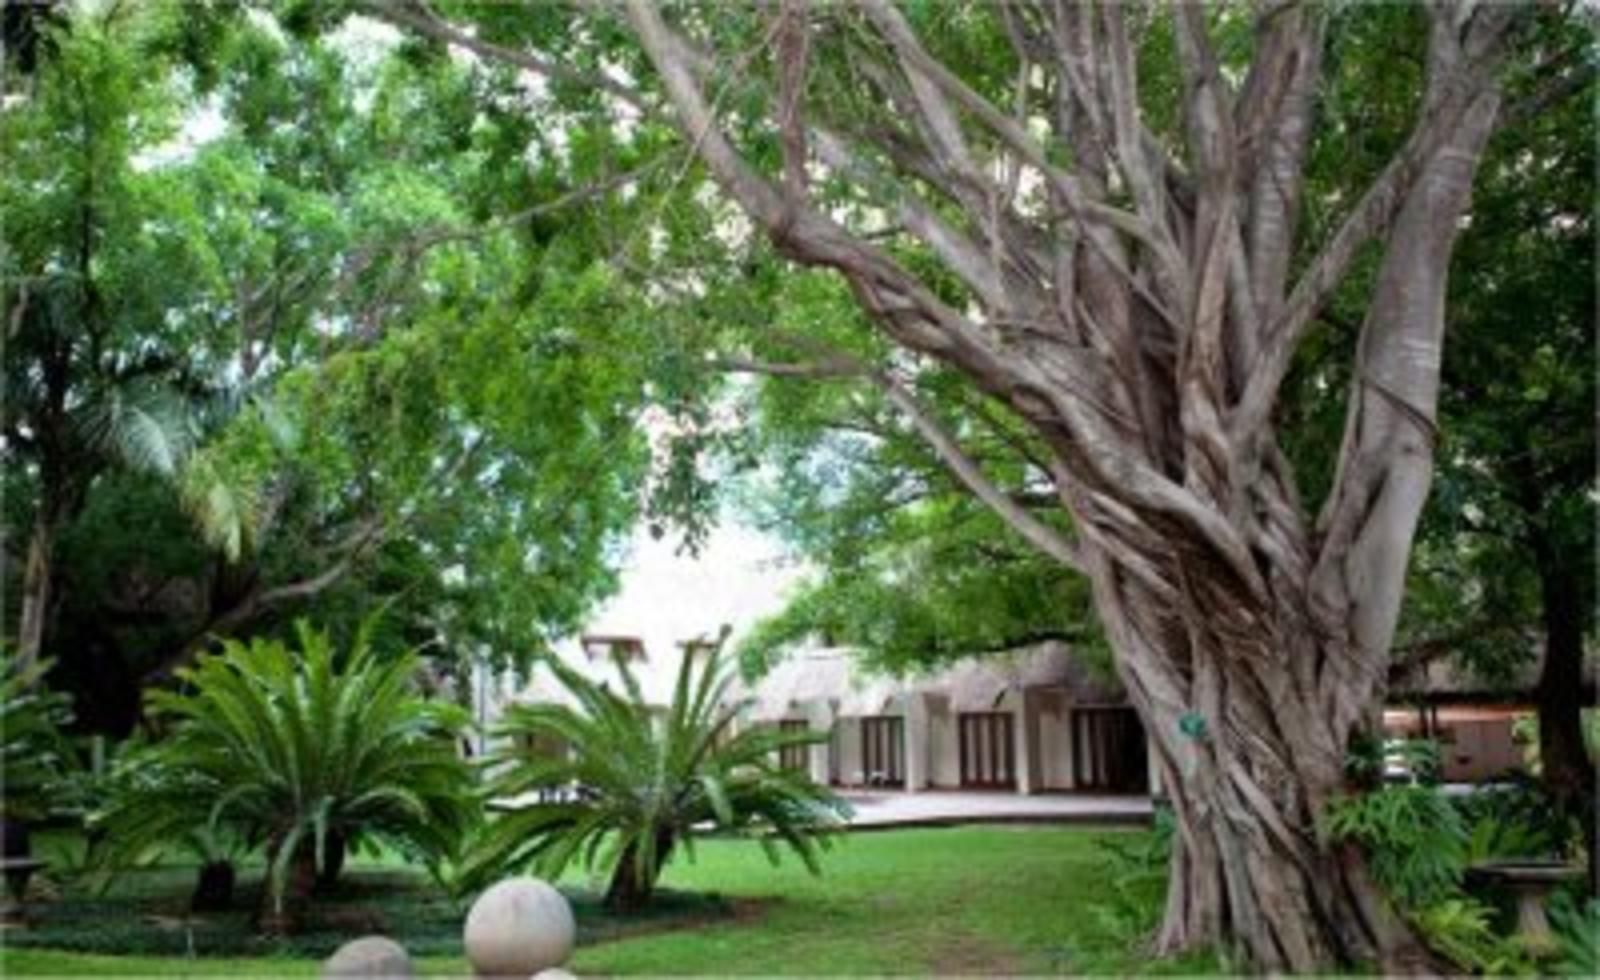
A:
0,857,46,924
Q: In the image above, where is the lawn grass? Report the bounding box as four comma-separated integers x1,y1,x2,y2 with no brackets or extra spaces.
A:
1,825,1220,976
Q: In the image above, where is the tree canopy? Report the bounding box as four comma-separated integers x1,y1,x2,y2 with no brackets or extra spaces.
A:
1,2,684,727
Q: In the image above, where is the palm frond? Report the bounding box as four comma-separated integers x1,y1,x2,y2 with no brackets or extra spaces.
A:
92,621,479,922
468,640,847,908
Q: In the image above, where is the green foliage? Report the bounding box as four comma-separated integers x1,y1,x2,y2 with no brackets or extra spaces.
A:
1411,897,1533,976
0,654,76,822
1345,732,1442,787
731,323,1101,676
92,621,477,921
3,858,726,961
1324,783,1585,972
1549,894,1600,978
1087,806,1175,947
466,642,848,909
1324,786,1467,908
1455,779,1583,862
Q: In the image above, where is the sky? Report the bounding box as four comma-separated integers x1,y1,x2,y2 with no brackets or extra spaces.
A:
585,521,805,653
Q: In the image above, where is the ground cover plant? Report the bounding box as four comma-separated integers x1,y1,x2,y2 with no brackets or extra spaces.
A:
1,825,1219,976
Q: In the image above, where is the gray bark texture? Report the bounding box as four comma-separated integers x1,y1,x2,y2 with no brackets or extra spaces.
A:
372,0,1528,970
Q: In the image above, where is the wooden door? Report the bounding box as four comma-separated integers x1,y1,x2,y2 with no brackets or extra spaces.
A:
778,719,809,772
959,712,1016,789
860,716,905,786
1071,707,1148,793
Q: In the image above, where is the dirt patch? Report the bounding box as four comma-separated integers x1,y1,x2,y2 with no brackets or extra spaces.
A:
929,929,1026,975
584,896,774,947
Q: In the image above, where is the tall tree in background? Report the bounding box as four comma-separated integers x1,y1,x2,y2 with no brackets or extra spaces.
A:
1399,67,1594,882
3,4,667,724
372,1,1590,968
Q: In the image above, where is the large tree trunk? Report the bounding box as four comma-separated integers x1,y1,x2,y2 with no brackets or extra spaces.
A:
1532,540,1597,894
15,518,57,670
614,1,1508,969
376,0,1526,969
1096,564,1431,969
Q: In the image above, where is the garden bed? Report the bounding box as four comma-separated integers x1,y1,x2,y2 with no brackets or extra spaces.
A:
5,863,740,959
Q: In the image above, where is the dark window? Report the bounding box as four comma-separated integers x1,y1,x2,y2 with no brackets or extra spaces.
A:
779,719,809,771
1071,707,1147,793
861,716,905,786
959,712,1016,789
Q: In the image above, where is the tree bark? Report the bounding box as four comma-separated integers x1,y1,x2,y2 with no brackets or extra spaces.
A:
382,0,1528,968
616,2,1510,969
15,519,55,670
1532,538,1597,894
604,831,675,913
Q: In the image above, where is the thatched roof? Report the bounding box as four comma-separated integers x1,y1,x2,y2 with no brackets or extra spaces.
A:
1387,642,1596,703
740,641,1123,720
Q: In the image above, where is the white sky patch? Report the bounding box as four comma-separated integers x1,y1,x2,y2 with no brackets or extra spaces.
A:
487,517,810,710
131,94,225,172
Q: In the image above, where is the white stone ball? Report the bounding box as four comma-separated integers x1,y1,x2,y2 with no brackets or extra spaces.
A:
463,877,576,978
532,970,578,980
323,935,413,978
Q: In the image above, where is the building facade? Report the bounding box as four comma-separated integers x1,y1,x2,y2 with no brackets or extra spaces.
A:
738,643,1157,796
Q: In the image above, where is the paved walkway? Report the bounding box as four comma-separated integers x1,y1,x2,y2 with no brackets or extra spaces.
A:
839,789,1153,829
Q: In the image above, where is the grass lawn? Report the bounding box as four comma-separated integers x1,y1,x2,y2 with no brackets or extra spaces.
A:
1,825,1218,976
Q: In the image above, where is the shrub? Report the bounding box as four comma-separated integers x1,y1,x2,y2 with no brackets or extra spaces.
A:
1325,782,1571,974
1087,804,1173,946
0,653,76,824
1549,894,1600,978
1325,785,1467,908
1411,897,1532,976
92,621,477,931
465,642,848,911
1454,777,1581,861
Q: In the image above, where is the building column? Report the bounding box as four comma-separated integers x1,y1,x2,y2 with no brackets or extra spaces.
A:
904,693,930,792
838,716,863,786
1057,698,1076,790
1147,730,1163,796
1016,689,1042,795
804,698,835,786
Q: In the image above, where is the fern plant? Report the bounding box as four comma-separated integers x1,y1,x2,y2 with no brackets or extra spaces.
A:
1324,785,1467,908
92,621,478,931
466,643,848,911
1412,897,1533,976
1549,894,1600,978
0,653,76,825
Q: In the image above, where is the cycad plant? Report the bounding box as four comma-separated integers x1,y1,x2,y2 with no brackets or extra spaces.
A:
0,653,76,849
94,621,477,931
467,644,848,911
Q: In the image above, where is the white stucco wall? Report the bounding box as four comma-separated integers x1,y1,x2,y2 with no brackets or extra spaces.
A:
928,706,959,787
1038,692,1075,789
836,717,863,785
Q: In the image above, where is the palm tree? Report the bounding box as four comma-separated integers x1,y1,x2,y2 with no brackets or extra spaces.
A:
466,642,848,912
93,621,478,932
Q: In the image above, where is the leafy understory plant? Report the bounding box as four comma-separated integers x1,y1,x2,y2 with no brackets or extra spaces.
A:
0,653,76,827
1411,897,1533,976
94,621,478,932
1324,784,1557,973
1324,786,1467,909
466,641,849,911
1549,894,1600,978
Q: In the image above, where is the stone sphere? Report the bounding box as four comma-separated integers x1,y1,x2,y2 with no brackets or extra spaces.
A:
463,877,576,978
323,935,413,978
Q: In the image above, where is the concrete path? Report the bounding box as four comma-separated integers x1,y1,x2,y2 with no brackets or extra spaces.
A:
839,790,1153,829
